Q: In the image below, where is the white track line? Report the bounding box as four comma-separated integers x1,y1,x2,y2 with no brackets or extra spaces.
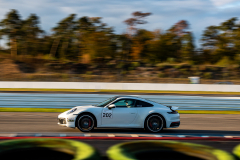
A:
154,135,162,137
107,134,115,137
84,134,91,137
0,134,16,137
59,134,66,137
177,135,185,137
131,134,139,137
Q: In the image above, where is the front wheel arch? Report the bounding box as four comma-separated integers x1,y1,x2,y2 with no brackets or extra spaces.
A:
75,112,97,128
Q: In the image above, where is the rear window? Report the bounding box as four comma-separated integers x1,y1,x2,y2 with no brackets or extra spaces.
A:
135,100,153,107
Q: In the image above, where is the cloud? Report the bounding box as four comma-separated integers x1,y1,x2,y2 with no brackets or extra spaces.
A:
209,0,238,7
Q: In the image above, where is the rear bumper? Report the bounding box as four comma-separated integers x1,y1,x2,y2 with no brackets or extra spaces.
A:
165,113,180,128
170,121,180,127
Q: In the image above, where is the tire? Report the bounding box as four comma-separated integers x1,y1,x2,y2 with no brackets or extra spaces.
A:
77,114,95,132
0,138,102,160
145,114,164,133
107,141,235,160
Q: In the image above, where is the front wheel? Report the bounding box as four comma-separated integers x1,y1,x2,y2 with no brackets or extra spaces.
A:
145,115,164,133
77,115,95,132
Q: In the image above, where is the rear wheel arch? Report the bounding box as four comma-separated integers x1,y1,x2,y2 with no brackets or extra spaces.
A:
144,113,166,129
75,112,97,128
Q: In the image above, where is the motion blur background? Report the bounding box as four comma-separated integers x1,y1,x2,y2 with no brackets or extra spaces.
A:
0,2,240,159
0,0,240,83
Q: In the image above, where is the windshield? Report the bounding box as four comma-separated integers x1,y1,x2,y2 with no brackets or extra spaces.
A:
96,96,118,107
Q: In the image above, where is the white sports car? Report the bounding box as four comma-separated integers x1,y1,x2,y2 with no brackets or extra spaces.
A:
58,96,180,133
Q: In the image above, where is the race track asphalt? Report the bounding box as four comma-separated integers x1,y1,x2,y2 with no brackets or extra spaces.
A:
1,112,240,154
0,112,239,134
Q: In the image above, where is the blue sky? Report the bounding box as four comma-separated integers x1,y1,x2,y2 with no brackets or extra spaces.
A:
0,0,240,47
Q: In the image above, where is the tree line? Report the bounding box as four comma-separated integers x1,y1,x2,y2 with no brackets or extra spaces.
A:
0,9,240,65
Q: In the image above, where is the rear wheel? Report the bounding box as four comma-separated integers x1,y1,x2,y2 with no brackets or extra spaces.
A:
77,115,95,132
145,115,164,133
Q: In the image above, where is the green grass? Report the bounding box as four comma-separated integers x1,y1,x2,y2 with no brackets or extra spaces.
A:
1,88,240,95
0,107,239,114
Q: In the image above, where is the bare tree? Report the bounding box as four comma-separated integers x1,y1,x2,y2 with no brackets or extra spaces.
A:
124,11,151,37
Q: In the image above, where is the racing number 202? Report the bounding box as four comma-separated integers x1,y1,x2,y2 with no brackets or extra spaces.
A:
102,110,113,118
103,113,112,118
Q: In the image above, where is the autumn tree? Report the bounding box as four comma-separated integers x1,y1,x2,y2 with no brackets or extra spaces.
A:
75,16,95,62
180,32,195,62
218,17,238,60
50,14,76,59
148,31,181,63
201,17,239,63
131,29,154,60
123,11,151,60
169,20,189,37
0,9,22,57
76,17,117,63
234,24,240,56
166,20,195,62
124,11,151,37
21,14,43,56
201,26,219,50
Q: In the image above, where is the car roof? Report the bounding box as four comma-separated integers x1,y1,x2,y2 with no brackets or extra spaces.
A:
114,95,150,101
112,95,164,107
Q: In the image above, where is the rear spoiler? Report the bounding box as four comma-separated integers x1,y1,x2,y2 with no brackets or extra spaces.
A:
167,106,179,111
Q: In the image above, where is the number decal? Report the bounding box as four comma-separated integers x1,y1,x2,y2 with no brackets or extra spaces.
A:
102,110,113,118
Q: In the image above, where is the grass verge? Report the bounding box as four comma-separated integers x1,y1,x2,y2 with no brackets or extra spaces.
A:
1,88,240,95
0,108,239,114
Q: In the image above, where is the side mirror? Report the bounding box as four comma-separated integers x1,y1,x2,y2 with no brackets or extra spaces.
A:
108,104,116,110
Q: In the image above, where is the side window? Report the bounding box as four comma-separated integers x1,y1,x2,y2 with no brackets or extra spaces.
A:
113,99,135,108
135,100,153,107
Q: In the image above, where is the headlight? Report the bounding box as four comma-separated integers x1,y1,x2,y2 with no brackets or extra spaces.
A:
67,108,77,114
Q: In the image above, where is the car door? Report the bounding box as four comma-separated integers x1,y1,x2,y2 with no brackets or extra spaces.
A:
101,99,138,127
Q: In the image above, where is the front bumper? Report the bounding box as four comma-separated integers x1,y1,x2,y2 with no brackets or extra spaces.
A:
58,120,76,128
58,123,67,127
58,115,77,128
58,118,66,124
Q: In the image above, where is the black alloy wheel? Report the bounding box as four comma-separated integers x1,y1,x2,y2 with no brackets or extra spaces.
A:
77,115,95,132
146,115,164,133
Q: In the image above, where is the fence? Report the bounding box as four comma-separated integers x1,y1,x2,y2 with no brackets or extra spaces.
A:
0,81,240,92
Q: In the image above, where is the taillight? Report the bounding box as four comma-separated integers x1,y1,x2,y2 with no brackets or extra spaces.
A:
167,110,178,114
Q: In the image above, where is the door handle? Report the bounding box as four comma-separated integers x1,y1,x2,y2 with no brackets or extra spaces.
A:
131,113,135,114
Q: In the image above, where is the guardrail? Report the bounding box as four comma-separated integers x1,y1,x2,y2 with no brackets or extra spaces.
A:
0,81,240,92
1,93,240,110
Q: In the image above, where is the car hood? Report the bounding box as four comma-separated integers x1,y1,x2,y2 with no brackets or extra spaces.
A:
58,105,99,117
75,105,99,109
